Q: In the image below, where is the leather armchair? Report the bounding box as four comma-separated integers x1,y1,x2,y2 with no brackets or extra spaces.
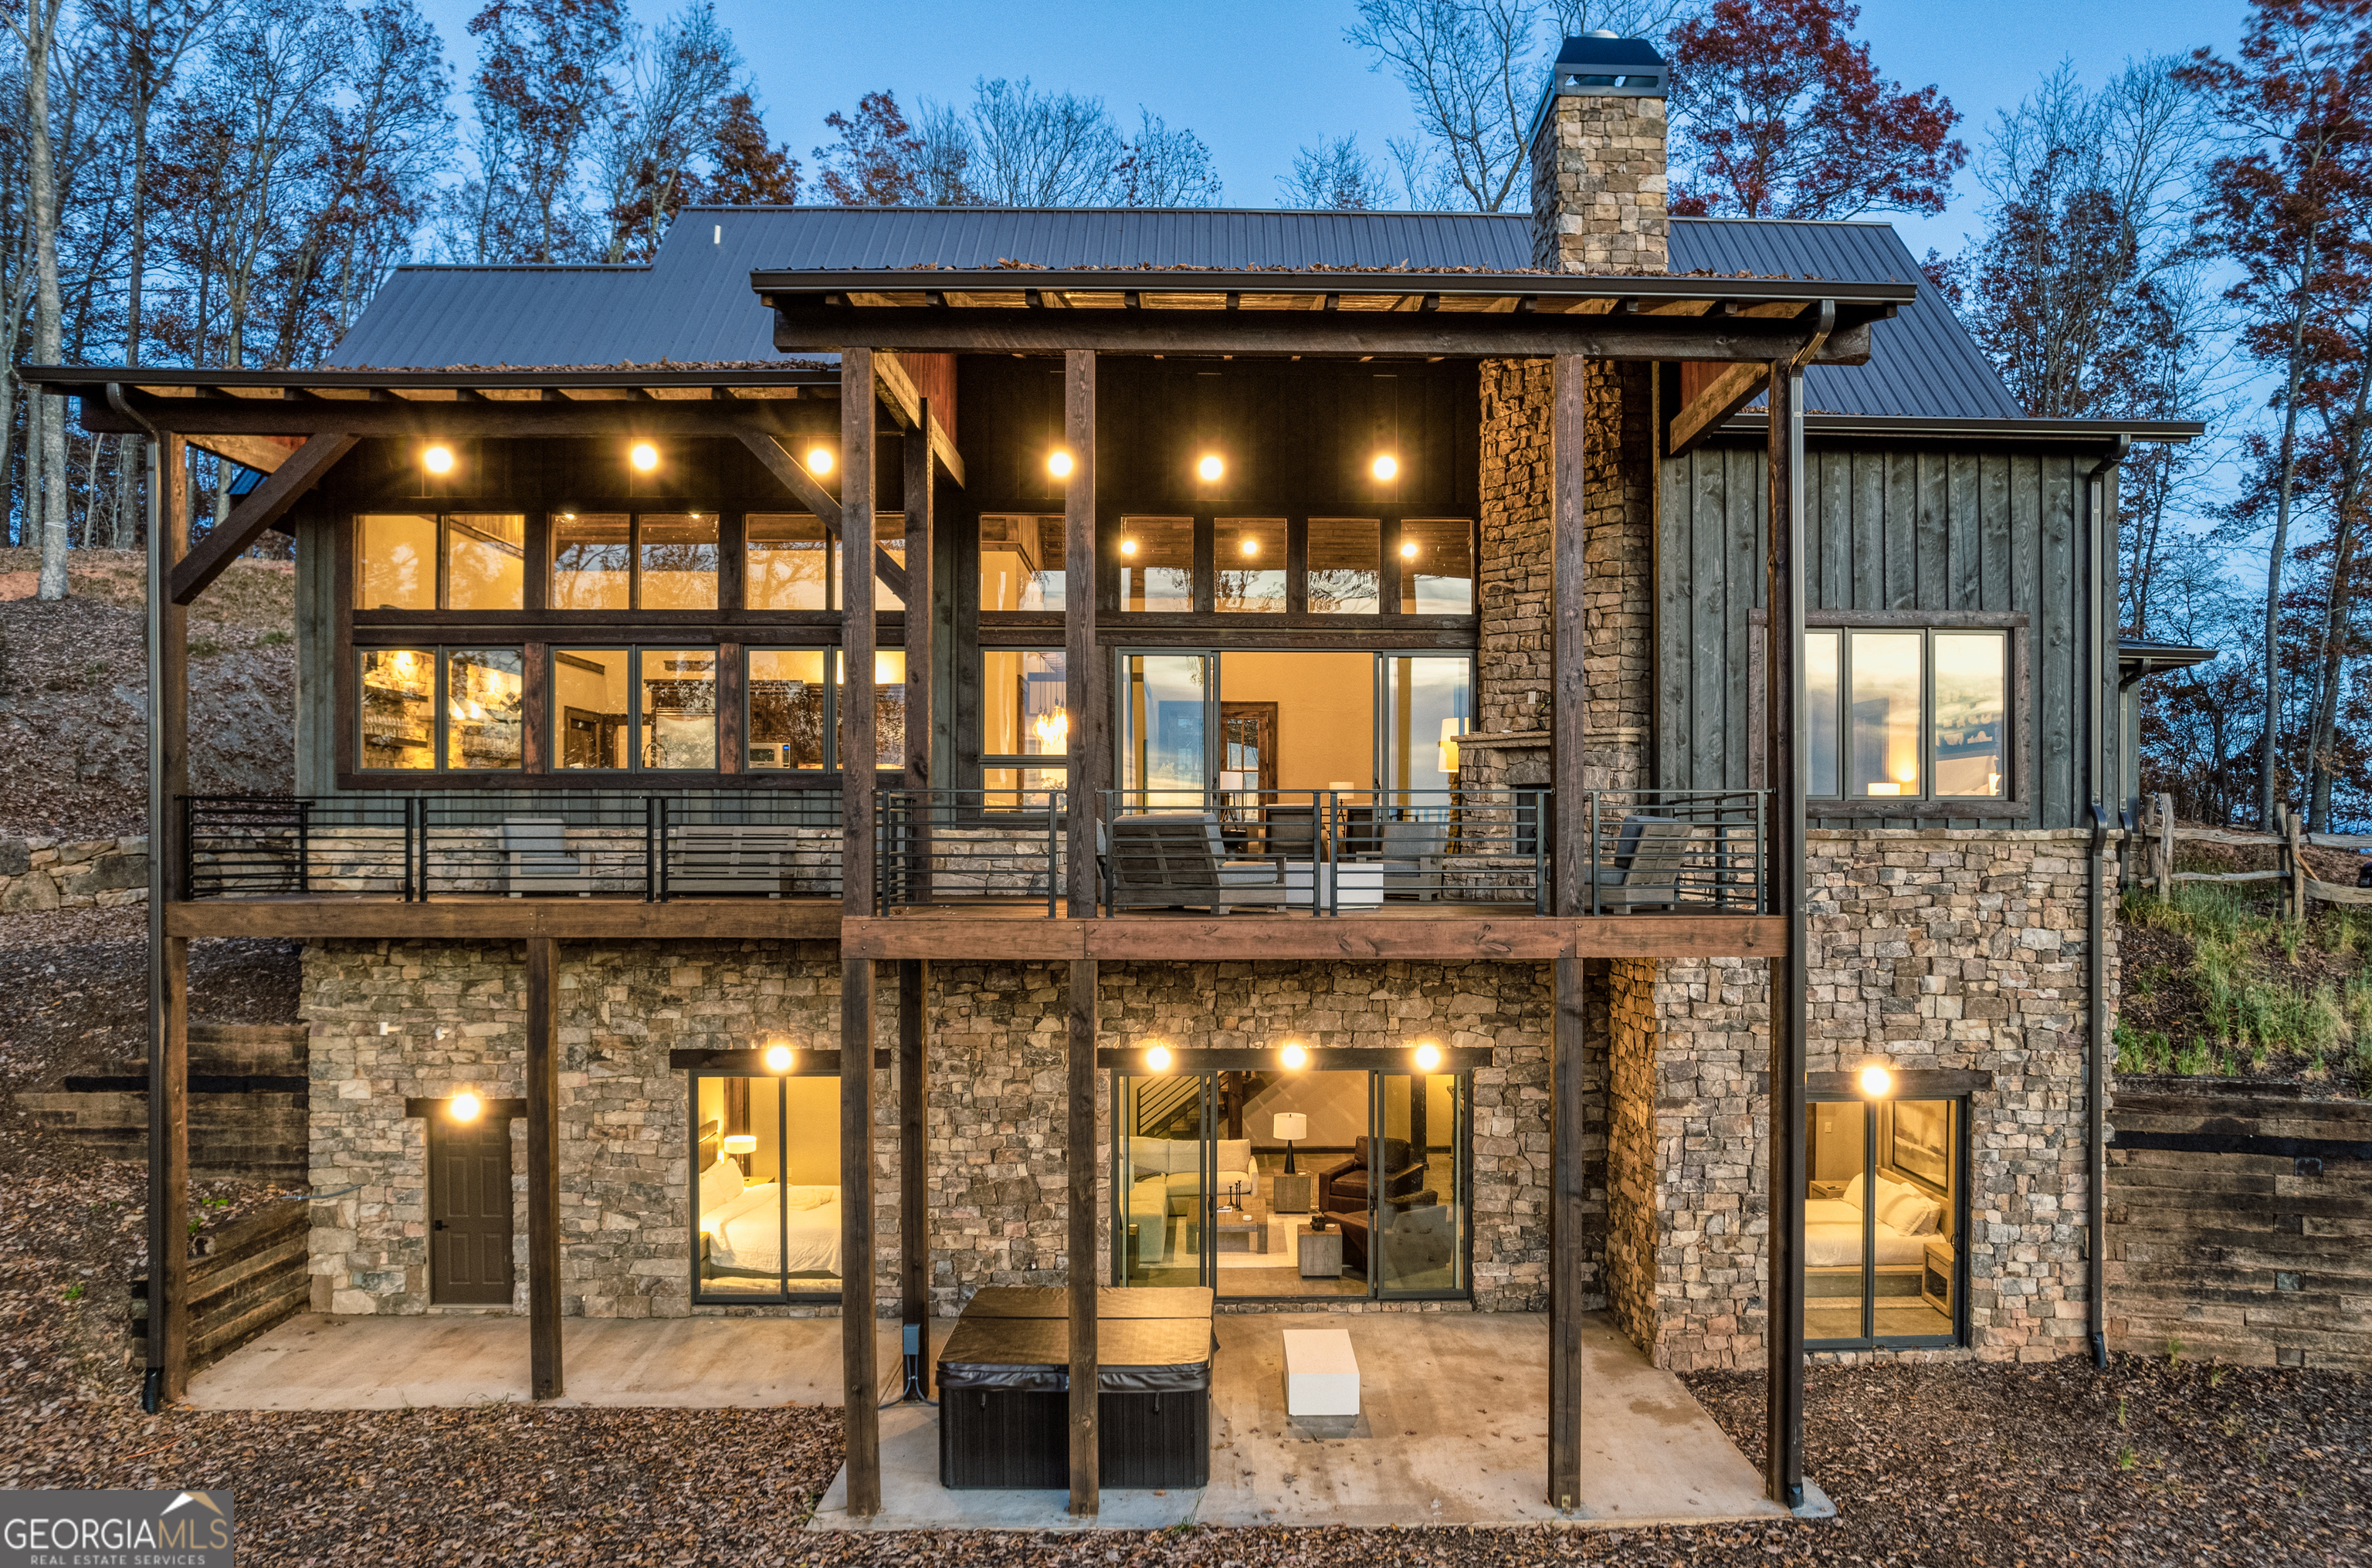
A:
1318,1136,1427,1217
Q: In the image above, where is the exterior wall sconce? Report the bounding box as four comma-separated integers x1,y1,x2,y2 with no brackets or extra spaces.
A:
629,442,659,473
1400,539,1419,559
1278,1042,1308,1071
1411,1042,1442,1073
422,443,456,476
1239,537,1260,557
1197,454,1224,482
762,1041,796,1073
1119,537,1139,557
447,1090,483,1123
1371,453,1399,482
1047,448,1076,479
1857,1062,1895,1099
1142,1044,1173,1073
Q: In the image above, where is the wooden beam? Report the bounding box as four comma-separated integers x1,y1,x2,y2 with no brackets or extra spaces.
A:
144,433,191,1410
771,305,1881,364
80,394,824,440
1067,957,1100,1517
1551,355,1588,918
839,913,1789,961
185,432,303,475
527,933,562,1400
162,899,844,941
1063,352,1101,912
905,402,936,792
737,428,908,599
876,351,966,487
1764,358,1808,1510
168,435,357,605
1548,956,1587,1510
1806,1068,1993,1097
842,351,879,907
1667,361,1770,458
1093,1043,1493,1074
842,954,881,1516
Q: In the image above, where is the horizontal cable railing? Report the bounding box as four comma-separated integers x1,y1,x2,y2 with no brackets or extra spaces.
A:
1581,790,1767,916
875,790,1066,914
1098,788,1553,916
182,793,844,903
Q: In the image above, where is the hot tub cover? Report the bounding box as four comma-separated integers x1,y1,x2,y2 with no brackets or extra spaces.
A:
937,1316,1214,1394
960,1285,1215,1319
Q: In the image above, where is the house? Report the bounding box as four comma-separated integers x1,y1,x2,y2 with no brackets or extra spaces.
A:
37,34,2202,1519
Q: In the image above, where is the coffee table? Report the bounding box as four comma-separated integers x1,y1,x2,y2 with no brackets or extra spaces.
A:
1212,1211,1268,1253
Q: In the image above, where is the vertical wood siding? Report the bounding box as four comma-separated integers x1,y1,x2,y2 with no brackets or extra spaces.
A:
1656,440,2109,830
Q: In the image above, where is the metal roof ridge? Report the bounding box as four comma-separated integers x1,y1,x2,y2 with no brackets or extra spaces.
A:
387,262,653,274
674,204,1530,219
1670,215,1898,229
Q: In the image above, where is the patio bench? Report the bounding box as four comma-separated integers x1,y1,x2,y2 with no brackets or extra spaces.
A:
664,822,801,896
1591,814,1696,910
499,818,590,897
1101,812,1289,913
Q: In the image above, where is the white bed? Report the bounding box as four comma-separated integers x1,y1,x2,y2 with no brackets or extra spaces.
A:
1804,1172,1944,1269
699,1157,842,1278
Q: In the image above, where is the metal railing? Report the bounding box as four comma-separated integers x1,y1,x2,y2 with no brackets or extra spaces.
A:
1098,787,1553,916
1580,790,1767,915
184,792,843,902
874,789,1066,914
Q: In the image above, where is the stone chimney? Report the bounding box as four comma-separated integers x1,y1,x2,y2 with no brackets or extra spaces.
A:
1528,32,1669,276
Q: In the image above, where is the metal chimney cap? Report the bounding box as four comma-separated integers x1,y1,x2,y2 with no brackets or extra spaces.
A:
1547,34,1669,98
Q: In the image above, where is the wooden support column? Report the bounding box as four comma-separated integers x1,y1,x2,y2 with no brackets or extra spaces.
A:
839,347,883,1518
1067,957,1100,1517
144,432,190,1410
1764,358,1808,1510
904,402,936,898
1062,351,1100,912
899,958,930,1390
1547,955,1587,1509
1546,354,1588,1504
526,933,562,1400
1550,354,1589,916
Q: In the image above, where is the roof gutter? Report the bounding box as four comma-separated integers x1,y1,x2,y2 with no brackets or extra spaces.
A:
2084,434,2128,1373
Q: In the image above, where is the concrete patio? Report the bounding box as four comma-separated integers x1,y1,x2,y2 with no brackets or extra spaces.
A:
191,1309,1796,1529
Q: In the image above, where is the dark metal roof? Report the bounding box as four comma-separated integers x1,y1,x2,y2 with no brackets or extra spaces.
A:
1670,219,2025,421
2118,638,2220,684
327,205,2025,423
1554,36,1665,68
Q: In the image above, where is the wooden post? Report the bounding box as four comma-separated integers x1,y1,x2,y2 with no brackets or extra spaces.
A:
1067,957,1100,1517
904,400,936,898
526,934,562,1400
144,432,190,1408
1764,357,1808,1510
1550,355,1589,915
1546,354,1588,1508
1063,351,1100,913
899,957,930,1390
840,347,883,1516
2157,792,2174,902
2291,808,2309,923
1547,957,1587,1509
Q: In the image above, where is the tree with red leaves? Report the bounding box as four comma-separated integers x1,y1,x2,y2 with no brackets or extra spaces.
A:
814,91,928,206
1665,0,1966,219
698,93,801,207
2180,0,2372,830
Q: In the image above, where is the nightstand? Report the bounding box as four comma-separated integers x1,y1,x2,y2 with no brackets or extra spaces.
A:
1809,1179,1846,1201
1922,1239,1955,1316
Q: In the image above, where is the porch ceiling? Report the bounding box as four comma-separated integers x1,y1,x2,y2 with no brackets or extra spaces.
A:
751,268,1908,361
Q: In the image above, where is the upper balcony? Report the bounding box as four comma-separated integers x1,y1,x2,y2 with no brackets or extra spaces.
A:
169,787,1779,961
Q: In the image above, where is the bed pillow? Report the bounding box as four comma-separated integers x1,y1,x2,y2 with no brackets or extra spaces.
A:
698,1156,743,1217
1839,1173,1867,1213
781,1184,836,1212
1880,1184,1940,1235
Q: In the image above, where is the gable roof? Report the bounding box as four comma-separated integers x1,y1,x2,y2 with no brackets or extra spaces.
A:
326,205,2017,422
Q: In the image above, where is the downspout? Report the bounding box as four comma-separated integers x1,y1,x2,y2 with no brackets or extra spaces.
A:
2084,435,2128,1372
111,384,171,1415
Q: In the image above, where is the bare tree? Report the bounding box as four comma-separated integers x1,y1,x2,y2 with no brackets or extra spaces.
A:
466,0,626,262
597,1,740,262
10,0,68,599
1279,134,1391,208
1347,0,1541,212
1117,110,1222,207
963,78,1122,206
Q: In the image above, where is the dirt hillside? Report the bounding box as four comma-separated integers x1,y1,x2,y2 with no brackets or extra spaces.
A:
0,547,296,839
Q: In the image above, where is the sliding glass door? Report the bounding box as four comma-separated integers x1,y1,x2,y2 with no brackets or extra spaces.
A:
1802,1092,1964,1348
1113,1065,1469,1302
1118,652,1214,808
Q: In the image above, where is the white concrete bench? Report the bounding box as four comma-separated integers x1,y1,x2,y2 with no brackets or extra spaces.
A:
1282,1327,1359,1417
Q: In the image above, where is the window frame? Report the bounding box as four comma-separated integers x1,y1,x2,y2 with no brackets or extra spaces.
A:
1749,610,2029,820
979,645,1072,793
355,645,526,774
548,644,721,774
686,1065,845,1307
1801,1086,1969,1353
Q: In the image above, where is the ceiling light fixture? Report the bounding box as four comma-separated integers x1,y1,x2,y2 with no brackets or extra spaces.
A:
1144,1045,1174,1073
1857,1062,1895,1099
1412,1042,1442,1072
1279,1042,1308,1070
1239,537,1260,557
805,445,834,476
1047,449,1076,479
1120,537,1139,557
1401,540,1419,560
1197,454,1224,482
1371,453,1399,482
449,1090,483,1123
422,444,455,476
629,442,659,472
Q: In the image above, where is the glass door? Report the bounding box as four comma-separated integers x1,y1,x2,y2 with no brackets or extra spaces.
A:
1804,1094,1961,1347
1376,1070,1467,1296
1118,652,1214,810
1117,1072,1211,1288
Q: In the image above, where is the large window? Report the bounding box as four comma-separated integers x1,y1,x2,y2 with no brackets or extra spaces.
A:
1107,516,1476,618
747,649,829,770
1119,516,1193,611
550,513,720,610
744,513,904,611
1214,519,1287,613
1308,518,1381,614
358,647,523,770
357,514,526,611
979,514,1066,611
551,647,717,771
1806,628,2009,801
837,650,906,770
1804,1092,1964,1349
983,649,1068,798
692,1070,844,1302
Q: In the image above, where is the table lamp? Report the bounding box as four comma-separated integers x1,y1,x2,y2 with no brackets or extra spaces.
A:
1272,1113,1308,1175
722,1133,757,1176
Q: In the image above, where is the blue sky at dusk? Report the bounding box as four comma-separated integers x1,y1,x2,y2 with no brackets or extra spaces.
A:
412,0,2246,259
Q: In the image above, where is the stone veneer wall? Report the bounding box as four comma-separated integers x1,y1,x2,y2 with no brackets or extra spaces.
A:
1603,828,2113,1371
301,947,1591,1319
1529,93,1668,276
1,833,147,911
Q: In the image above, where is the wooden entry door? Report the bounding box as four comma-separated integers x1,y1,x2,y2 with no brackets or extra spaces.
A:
1220,702,1278,792
429,1113,515,1305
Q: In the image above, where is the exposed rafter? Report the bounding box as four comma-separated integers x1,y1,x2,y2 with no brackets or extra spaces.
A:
168,435,359,605
735,430,909,600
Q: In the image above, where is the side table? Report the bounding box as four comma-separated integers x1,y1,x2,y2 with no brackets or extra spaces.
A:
1271,1173,1314,1214
1297,1224,1344,1278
